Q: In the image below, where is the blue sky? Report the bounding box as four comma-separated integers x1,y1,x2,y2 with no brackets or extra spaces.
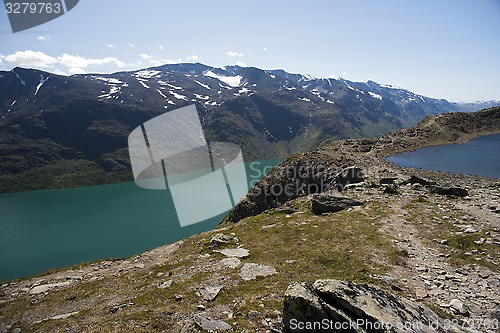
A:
1,0,499,102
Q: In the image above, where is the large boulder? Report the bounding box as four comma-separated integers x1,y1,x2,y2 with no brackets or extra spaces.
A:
427,185,469,197
309,193,363,215
283,279,475,333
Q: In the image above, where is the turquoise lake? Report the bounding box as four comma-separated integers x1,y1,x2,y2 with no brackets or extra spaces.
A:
0,160,280,281
387,134,500,179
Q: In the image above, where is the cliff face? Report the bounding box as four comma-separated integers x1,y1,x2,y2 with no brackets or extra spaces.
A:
0,108,499,332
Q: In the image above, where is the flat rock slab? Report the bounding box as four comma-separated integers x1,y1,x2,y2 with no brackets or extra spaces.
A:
239,263,277,281
194,315,232,331
309,194,363,215
218,257,241,269
283,279,472,333
196,285,223,301
215,248,250,258
29,281,72,295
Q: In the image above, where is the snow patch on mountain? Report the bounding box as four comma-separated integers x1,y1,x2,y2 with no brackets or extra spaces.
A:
14,72,26,86
368,92,382,100
204,70,242,87
194,80,211,90
34,75,49,96
169,90,188,101
156,89,167,99
93,77,124,85
134,70,161,79
138,80,150,89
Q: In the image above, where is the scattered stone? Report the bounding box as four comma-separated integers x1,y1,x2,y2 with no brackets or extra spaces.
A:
196,304,206,311
34,311,80,324
239,263,277,281
309,193,363,214
210,234,234,249
416,289,428,300
11,329,21,333
174,294,184,302
193,315,232,331
214,248,250,258
478,270,491,279
134,263,145,269
449,299,469,315
196,285,223,301
380,177,398,185
464,226,479,233
157,280,173,289
401,175,435,186
218,257,241,269
283,279,466,332
383,184,398,194
0,324,11,333
247,310,264,320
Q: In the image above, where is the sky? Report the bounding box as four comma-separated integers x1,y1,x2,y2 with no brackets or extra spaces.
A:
0,0,499,102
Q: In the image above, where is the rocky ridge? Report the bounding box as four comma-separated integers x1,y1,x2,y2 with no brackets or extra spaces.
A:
0,108,499,332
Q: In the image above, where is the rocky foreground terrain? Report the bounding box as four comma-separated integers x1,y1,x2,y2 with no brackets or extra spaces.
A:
0,107,499,332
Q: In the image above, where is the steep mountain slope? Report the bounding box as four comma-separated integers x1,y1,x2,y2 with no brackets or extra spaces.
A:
0,64,497,192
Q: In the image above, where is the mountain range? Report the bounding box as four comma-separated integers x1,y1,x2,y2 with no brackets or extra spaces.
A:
0,63,498,192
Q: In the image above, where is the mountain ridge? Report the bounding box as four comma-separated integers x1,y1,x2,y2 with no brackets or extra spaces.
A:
0,63,498,193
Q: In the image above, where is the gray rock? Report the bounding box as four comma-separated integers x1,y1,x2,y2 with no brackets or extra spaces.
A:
283,279,473,332
193,315,232,331
334,166,364,191
383,184,399,194
11,328,21,333
240,263,277,281
380,177,398,185
401,175,435,186
247,310,264,320
29,281,71,295
0,324,11,333
449,299,469,315
218,257,241,269
210,234,234,249
215,248,250,258
158,280,173,289
309,193,363,215
196,285,223,301
427,185,469,197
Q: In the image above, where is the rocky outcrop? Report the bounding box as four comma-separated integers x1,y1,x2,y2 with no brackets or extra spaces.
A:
283,279,474,333
309,193,363,214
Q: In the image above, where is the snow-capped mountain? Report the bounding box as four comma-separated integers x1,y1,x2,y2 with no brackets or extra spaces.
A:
0,64,497,191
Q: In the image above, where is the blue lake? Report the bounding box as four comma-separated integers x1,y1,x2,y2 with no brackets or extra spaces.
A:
387,134,500,179
0,160,280,281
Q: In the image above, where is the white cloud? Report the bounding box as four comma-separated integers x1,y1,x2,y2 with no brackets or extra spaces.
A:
235,61,246,67
69,67,85,74
262,46,267,51
187,55,200,61
107,44,116,48
5,50,57,67
129,43,136,48
139,53,176,66
58,53,125,68
0,56,3,64
37,35,51,42
159,45,164,50
226,51,244,57
2,50,126,74
139,53,153,60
